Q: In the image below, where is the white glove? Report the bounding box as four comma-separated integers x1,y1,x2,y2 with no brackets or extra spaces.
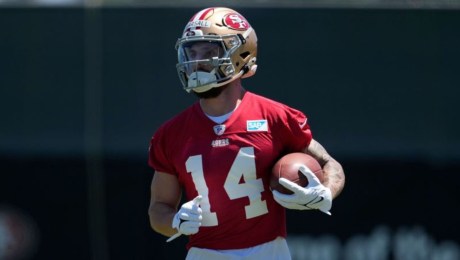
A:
272,165,332,215
172,195,203,235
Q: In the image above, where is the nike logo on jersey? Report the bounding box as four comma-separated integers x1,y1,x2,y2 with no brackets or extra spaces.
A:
213,124,226,136
246,120,268,132
299,118,308,128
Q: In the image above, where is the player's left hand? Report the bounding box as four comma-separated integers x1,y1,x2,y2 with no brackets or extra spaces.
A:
272,165,332,215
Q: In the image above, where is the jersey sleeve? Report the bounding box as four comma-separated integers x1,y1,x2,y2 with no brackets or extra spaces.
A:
148,127,176,175
281,106,313,153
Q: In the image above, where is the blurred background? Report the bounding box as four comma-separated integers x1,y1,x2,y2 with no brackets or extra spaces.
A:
1,0,459,259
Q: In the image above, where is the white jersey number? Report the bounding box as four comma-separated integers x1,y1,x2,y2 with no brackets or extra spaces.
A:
185,147,268,226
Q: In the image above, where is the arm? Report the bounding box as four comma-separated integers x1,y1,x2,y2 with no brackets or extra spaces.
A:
304,139,345,199
148,171,182,237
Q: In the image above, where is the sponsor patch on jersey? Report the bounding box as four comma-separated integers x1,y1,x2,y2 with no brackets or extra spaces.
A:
213,124,226,136
246,120,268,132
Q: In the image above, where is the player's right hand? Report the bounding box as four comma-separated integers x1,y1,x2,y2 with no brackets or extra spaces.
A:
172,195,203,236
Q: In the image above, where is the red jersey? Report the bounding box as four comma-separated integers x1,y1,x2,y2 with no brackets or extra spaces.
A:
148,91,312,250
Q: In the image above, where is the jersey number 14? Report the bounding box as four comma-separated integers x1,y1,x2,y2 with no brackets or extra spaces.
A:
186,147,269,226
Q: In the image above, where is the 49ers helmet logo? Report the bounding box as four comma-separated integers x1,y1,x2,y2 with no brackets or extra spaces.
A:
223,13,249,30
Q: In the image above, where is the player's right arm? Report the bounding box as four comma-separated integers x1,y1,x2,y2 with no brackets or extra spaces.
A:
148,171,182,237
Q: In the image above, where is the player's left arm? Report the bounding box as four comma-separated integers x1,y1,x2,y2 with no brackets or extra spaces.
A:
304,139,345,199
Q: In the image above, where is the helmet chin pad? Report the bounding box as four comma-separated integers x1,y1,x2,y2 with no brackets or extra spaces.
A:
188,71,216,93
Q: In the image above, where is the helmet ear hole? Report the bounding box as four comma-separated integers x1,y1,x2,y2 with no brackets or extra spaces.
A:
240,51,250,59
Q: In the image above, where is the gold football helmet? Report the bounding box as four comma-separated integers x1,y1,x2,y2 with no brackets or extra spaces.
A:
176,7,258,93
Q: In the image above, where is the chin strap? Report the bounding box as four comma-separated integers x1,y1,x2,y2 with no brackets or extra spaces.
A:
187,56,257,93
188,71,217,92
189,69,245,93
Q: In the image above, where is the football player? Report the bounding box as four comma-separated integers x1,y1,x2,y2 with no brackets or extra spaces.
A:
148,7,345,259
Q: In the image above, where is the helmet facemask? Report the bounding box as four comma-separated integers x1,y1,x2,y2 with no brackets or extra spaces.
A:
176,33,245,93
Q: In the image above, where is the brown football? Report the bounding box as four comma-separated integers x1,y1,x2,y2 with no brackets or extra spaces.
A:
270,153,324,194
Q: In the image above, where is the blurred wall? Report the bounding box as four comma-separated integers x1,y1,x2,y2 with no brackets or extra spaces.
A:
0,7,459,259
